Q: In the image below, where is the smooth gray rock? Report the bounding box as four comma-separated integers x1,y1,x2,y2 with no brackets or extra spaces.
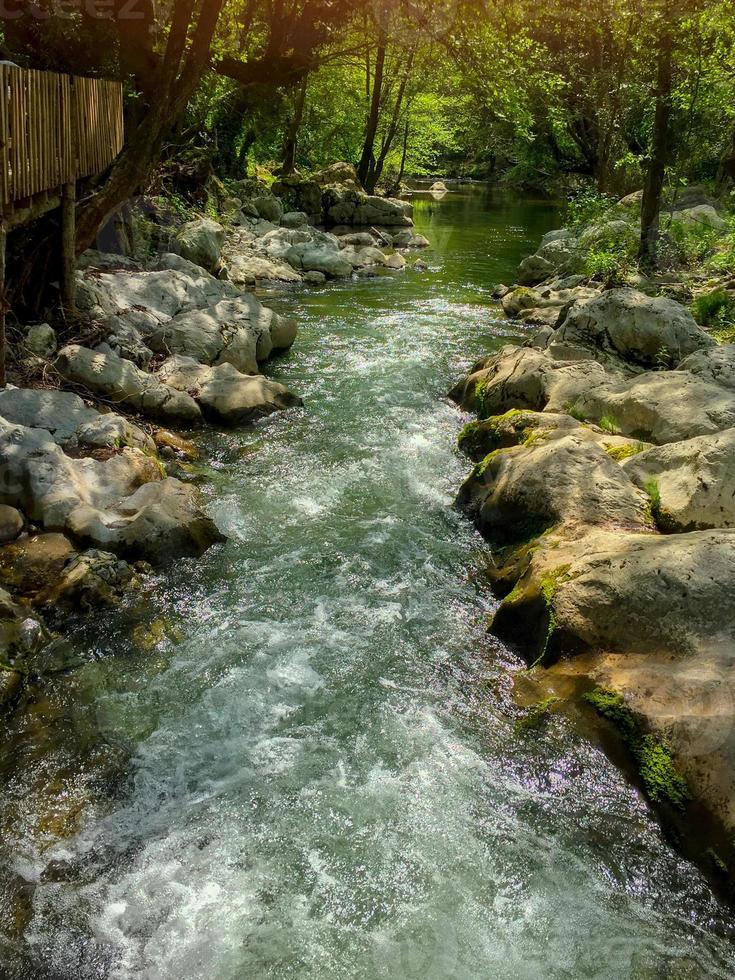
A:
158,356,302,425
172,218,225,273
24,323,57,358
0,387,155,451
56,345,202,425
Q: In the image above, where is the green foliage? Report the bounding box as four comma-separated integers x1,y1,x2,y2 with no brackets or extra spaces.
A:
692,289,735,342
515,695,561,734
605,442,647,462
566,188,618,231
598,414,621,435
643,479,677,533
583,687,690,809
566,402,588,423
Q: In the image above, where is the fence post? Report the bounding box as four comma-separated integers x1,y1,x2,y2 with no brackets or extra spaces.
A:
61,181,76,315
0,221,6,389
61,77,77,316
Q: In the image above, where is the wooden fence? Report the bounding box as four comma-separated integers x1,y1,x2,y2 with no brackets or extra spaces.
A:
0,65,124,209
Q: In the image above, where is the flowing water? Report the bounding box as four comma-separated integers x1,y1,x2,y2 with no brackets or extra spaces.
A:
3,186,735,979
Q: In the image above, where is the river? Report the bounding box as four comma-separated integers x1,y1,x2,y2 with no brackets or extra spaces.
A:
2,186,735,978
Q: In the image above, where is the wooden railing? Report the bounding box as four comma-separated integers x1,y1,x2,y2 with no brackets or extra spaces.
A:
0,65,124,208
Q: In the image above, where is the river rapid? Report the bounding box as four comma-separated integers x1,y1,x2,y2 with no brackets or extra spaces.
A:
3,186,735,979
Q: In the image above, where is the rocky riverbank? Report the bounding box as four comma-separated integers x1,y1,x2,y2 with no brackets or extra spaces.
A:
0,163,429,713
450,189,735,898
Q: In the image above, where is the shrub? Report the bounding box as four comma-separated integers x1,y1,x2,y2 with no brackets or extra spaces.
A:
566,187,618,231
692,289,735,342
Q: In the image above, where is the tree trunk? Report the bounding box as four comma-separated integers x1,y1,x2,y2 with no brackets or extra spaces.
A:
639,18,674,270
357,31,386,191
370,47,415,193
281,75,308,177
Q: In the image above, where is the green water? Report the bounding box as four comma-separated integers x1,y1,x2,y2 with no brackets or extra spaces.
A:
3,187,735,978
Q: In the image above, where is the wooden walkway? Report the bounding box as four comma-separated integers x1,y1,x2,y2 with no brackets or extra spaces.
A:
0,64,124,211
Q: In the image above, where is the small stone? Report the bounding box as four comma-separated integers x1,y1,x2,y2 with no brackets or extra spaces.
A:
0,506,23,544
304,270,327,285
18,618,44,654
24,323,57,358
384,253,407,270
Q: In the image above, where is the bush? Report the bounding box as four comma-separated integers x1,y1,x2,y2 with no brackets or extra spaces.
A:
566,187,618,231
691,289,735,342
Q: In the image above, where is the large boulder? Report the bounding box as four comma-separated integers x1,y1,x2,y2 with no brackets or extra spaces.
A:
280,211,310,229
171,218,225,273
672,205,727,233
157,356,302,425
311,162,362,190
285,243,353,278
271,176,323,222
0,387,155,451
322,187,413,227
517,238,582,286
579,219,637,248
679,344,735,391
623,428,735,531
0,418,223,563
556,288,714,369
457,429,649,543
145,296,296,374
227,252,303,286
251,195,283,223
56,345,202,426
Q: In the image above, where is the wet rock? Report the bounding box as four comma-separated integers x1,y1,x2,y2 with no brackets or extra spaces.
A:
285,243,353,278
430,181,448,192
154,429,199,460
392,230,430,248
158,356,302,425
0,420,223,563
338,232,376,247
304,270,326,285
0,387,155,452
146,296,296,374
457,429,649,544
171,218,225,273
43,549,138,608
0,533,76,596
56,345,202,426
340,245,390,269
384,253,407,270
0,506,23,543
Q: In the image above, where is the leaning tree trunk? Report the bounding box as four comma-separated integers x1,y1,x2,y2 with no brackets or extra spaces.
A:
281,76,308,177
639,18,674,271
357,32,386,191
370,47,415,194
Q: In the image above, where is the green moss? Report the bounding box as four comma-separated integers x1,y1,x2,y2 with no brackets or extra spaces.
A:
476,448,503,477
643,478,678,532
583,687,690,809
605,442,646,462
475,379,491,420
515,695,561,734
566,401,587,423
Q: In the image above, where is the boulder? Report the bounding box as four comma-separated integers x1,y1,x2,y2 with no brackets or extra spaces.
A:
579,219,637,248
517,238,582,286
392,230,430,248
43,548,138,608
0,506,23,544
539,228,575,248
157,356,302,425
285,243,353,278
304,270,326,285
280,211,310,229
384,252,407,270
618,190,643,207
623,428,735,531
0,387,155,452
0,532,76,595
457,430,649,544
556,288,714,369
56,345,202,426
339,245,389,269
323,188,413,227
678,344,735,391
24,323,57,358
101,323,154,368
271,176,323,222
0,419,223,563
339,232,377,247
172,218,225,273
430,181,448,192
311,162,362,190
227,252,303,286
672,205,727,233
145,296,296,374
252,195,283,223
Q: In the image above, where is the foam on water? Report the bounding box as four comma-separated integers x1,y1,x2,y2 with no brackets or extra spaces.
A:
5,187,735,978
